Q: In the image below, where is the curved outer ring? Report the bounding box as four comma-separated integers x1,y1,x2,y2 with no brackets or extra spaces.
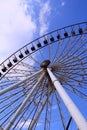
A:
0,22,87,79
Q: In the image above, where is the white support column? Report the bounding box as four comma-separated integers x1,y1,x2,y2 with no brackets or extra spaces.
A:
0,69,43,96
29,96,49,130
5,71,45,130
47,68,87,130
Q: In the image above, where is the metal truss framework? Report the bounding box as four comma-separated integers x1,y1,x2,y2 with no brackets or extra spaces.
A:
0,22,87,130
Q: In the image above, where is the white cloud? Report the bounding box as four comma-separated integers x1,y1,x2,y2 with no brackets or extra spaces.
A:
17,119,42,129
0,0,37,63
17,119,31,128
52,105,57,110
0,0,52,63
61,1,65,6
38,0,51,35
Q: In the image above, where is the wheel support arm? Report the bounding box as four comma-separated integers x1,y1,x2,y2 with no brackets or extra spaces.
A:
4,71,45,130
47,68,87,130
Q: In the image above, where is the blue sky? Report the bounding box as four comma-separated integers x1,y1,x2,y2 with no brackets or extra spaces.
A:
0,0,87,63
0,0,87,130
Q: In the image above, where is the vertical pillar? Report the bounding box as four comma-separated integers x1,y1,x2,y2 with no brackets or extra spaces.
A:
47,68,87,130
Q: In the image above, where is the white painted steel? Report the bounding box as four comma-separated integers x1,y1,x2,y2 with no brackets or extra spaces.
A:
47,68,87,130
4,71,45,130
0,69,43,96
29,96,49,130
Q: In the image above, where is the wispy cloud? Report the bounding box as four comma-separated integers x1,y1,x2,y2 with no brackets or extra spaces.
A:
60,0,65,7
52,105,57,110
0,0,52,63
38,0,51,35
0,0,66,63
17,119,31,129
0,0,36,63
17,119,42,129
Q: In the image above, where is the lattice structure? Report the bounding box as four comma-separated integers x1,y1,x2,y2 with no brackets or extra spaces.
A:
0,22,87,130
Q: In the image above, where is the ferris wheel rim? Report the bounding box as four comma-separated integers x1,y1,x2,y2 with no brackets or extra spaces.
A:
0,21,87,79
0,21,87,130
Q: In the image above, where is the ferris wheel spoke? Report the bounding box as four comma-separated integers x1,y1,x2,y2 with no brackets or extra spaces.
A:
60,70,85,81
55,71,87,86
14,86,46,129
51,39,65,64
57,36,80,62
13,100,33,129
12,99,38,129
60,47,87,67
66,75,87,84
30,83,46,120
56,69,87,79
58,55,81,66
28,83,53,130
38,48,46,61
8,70,39,77
64,82,87,100
0,81,17,90
1,77,43,127
19,61,40,71
44,91,53,130
60,66,87,72
56,55,81,67
4,71,45,130
59,60,87,70
10,68,35,75
53,55,87,82
58,39,72,62
61,40,87,64
0,22,87,130
0,106,17,122
68,35,87,56
52,40,64,64
66,117,72,130
55,92,66,130
19,107,36,129
5,72,39,83
29,97,50,130
0,94,24,114
47,68,87,130
0,103,21,127
48,41,53,62
45,91,55,130
17,86,51,129
51,41,59,64
28,92,52,130
29,55,41,66
0,69,43,95
0,90,21,104
58,35,86,63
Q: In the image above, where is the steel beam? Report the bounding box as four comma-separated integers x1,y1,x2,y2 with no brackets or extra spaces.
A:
47,68,87,130
4,71,45,130
0,69,43,96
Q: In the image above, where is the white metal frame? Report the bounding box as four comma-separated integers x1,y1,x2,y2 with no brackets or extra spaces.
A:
2,68,87,130
4,71,45,130
29,95,50,130
47,68,87,130
0,69,43,96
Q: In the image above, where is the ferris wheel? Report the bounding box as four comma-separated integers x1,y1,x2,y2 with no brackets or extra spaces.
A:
0,22,87,130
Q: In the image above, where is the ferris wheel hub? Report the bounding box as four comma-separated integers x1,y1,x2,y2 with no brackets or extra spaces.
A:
40,60,50,68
